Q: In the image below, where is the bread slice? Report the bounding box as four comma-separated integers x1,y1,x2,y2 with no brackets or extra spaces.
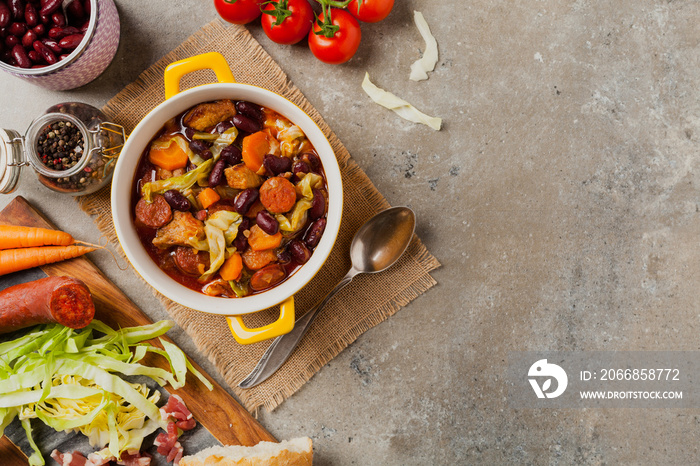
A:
179,437,313,466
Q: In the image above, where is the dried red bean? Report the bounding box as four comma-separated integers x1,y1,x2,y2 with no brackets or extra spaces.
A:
39,0,61,16
304,218,326,249
47,25,62,38
50,11,64,26
8,0,22,20
31,63,44,68
0,2,10,28
83,0,90,16
309,188,325,219
24,2,36,26
256,210,279,235
78,18,87,32
8,21,25,35
66,0,84,19
21,28,35,47
58,32,82,49
39,12,49,24
10,43,29,67
27,48,40,62
234,188,259,215
32,39,55,64
5,34,18,47
42,37,60,52
58,52,68,60
32,23,44,35
208,159,226,187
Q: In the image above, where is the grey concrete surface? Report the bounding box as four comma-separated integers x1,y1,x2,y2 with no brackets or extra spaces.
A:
2,0,700,464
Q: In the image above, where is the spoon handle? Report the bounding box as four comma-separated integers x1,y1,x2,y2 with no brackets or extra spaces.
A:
238,269,358,389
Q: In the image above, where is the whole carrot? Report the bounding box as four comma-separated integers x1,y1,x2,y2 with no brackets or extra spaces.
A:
0,225,74,250
0,245,95,276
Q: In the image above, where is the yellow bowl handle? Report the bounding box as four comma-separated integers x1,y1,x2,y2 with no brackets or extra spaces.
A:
163,52,236,100
226,296,295,345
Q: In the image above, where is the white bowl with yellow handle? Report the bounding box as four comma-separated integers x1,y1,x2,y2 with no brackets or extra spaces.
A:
111,52,343,345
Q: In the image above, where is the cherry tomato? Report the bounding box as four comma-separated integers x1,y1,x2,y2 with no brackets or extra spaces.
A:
308,8,361,65
261,0,313,45
347,0,394,23
214,0,263,25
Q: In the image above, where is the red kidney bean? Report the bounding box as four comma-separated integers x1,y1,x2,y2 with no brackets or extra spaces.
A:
276,247,292,263
32,23,44,35
208,159,226,187
32,39,55,64
256,210,279,235
0,2,11,28
58,32,82,49
10,43,29,67
235,217,251,250
5,34,18,47
83,0,90,16
263,154,292,176
304,218,326,249
78,18,87,32
232,114,261,134
42,37,60,52
289,240,311,264
236,101,263,122
292,160,310,179
66,0,84,19
39,0,61,16
0,49,11,62
189,139,209,154
24,2,36,26
31,63,44,68
58,34,83,50
51,11,64,26
302,152,321,171
8,0,22,20
220,145,242,166
8,21,25,35
234,188,259,215
39,12,49,24
214,120,233,133
309,188,325,219
47,25,62,38
163,189,191,212
20,28,35,46
27,48,40,62
184,127,195,140
58,52,68,60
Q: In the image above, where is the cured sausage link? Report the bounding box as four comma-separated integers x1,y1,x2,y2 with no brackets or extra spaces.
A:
0,276,95,334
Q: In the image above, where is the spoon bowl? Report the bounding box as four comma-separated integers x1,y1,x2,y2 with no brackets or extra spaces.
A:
350,207,416,274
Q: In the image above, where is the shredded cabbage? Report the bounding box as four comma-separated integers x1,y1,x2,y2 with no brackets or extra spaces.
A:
210,127,239,159
275,173,323,232
200,210,242,281
410,11,438,81
142,159,214,202
0,320,212,466
361,73,442,131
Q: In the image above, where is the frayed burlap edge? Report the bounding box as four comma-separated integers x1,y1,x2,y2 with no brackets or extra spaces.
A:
77,19,441,413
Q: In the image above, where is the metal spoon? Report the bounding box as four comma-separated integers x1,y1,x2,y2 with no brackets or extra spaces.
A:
238,206,416,389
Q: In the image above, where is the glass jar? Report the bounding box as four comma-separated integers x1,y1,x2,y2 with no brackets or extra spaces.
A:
0,102,125,196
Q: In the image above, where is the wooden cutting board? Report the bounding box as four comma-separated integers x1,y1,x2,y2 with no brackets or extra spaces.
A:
0,196,275,463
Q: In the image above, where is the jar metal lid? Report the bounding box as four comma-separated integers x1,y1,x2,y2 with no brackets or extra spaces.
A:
0,128,25,194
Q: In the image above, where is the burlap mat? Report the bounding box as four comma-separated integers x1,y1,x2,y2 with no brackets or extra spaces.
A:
78,19,440,412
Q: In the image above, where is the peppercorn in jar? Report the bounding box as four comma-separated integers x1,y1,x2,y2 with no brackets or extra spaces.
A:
0,102,125,195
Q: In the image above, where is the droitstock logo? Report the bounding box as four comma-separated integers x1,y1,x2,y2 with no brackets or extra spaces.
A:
528,359,568,399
